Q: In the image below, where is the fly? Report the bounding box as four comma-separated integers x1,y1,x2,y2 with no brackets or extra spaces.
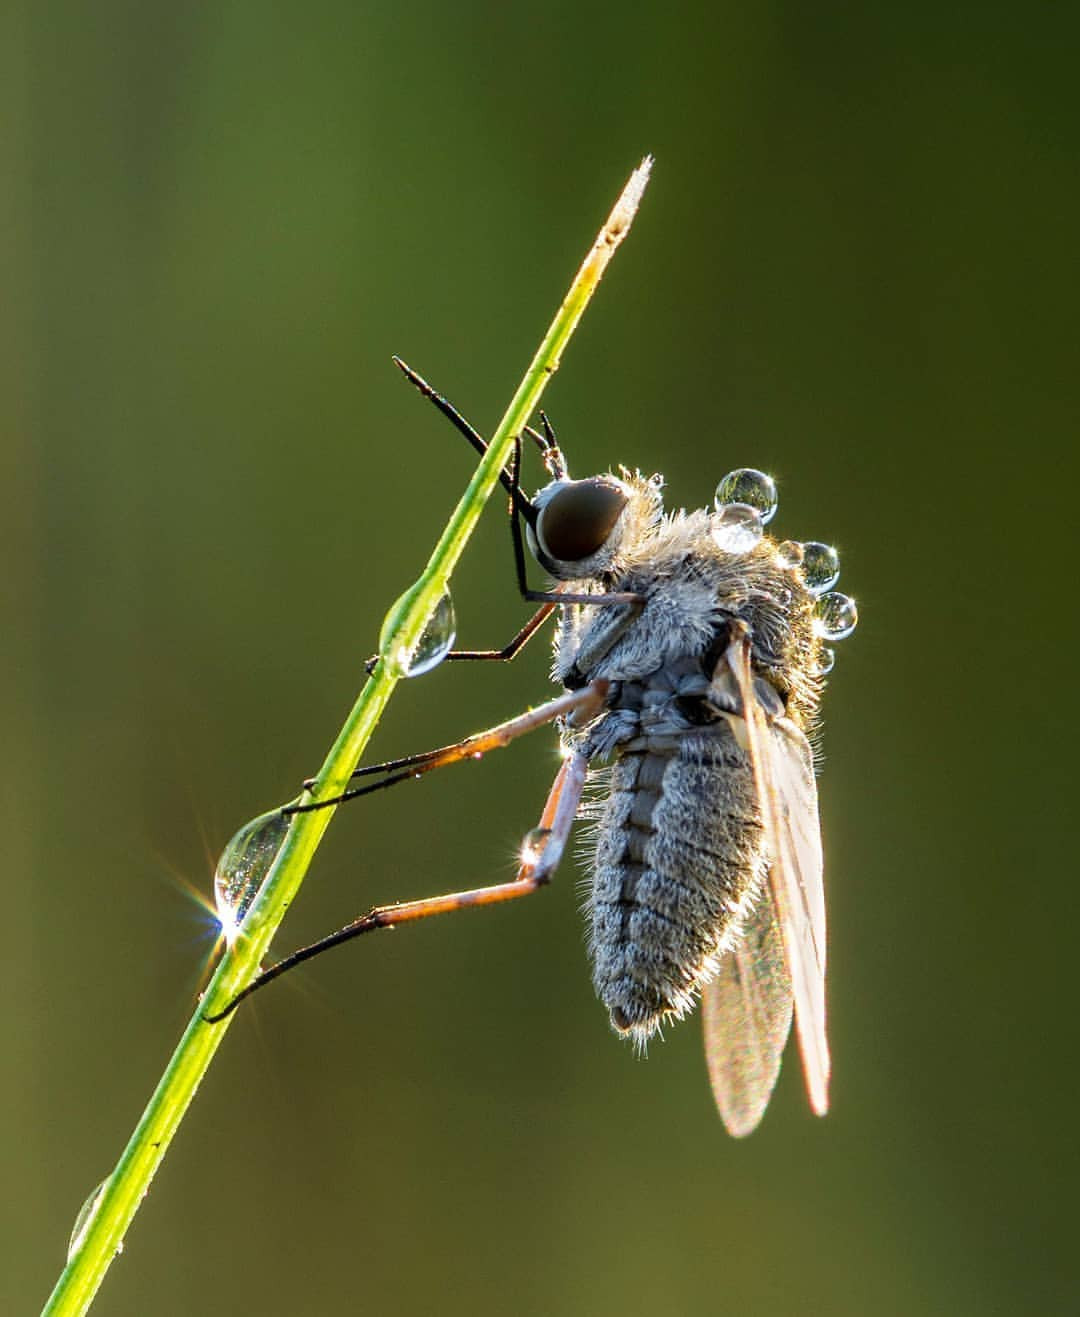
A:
207,359,858,1136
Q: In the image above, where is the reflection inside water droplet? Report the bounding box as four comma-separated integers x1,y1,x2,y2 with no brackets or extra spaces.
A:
814,592,859,641
520,827,552,866
711,504,764,554
817,646,836,675
214,806,293,941
379,589,457,677
714,469,778,524
801,542,841,594
68,1178,109,1261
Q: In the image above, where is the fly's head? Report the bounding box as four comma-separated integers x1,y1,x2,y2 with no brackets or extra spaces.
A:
526,468,664,584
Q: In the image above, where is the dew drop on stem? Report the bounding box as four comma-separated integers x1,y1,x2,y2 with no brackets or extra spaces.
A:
68,1179,111,1261
378,588,457,677
214,806,293,940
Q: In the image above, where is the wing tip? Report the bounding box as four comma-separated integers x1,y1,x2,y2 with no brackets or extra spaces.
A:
807,1067,831,1118
723,1119,763,1139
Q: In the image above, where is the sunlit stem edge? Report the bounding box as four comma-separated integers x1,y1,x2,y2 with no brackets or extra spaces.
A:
42,154,652,1317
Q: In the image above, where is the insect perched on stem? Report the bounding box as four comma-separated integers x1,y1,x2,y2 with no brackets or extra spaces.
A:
210,359,858,1136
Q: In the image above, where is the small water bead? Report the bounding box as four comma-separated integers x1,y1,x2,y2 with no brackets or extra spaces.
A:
714,468,778,525
214,806,293,940
68,1179,110,1261
776,540,804,568
378,588,457,677
817,647,836,675
801,542,841,594
814,592,859,642
711,503,764,554
520,827,552,866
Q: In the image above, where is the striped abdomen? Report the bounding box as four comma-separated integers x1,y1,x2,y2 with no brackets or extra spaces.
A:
588,724,765,1041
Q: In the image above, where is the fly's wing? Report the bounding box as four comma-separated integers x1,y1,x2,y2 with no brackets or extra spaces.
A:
702,890,793,1137
728,632,829,1118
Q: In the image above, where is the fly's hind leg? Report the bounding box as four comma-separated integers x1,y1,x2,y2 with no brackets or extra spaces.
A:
204,748,589,1023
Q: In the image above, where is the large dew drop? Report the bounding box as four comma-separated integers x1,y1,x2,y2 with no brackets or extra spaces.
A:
214,807,292,941
814,591,859,641
714,468,778,524
68,1179,111,1261
378,588,457,677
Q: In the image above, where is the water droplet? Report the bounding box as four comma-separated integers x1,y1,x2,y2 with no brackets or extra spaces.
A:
777,540,804,568
801,542,840,594
817,647,836,675
520,827,552,866
814,592,858,641
711,504,764,554
379,588,457,677
214,807,292,941
68,1179,109,1261
714,469,778,524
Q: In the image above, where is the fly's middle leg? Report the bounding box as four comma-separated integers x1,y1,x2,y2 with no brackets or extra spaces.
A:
294,680,607,812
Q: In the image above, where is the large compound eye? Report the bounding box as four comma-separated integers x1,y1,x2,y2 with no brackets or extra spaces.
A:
537,478,629,563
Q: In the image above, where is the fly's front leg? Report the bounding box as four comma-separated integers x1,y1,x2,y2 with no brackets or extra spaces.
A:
443,602,558,662
204,749,590,1023
362,603,556,676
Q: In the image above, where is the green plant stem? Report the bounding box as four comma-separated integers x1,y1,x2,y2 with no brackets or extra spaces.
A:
42,155,651,1317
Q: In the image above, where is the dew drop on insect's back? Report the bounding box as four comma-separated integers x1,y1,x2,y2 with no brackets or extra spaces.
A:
776,539,804,568
801,542,841,594
378,588,457,677
714,468,778,524
214,807,293,941
68,1179,110,1261
814,592,858,641
711,504,764,554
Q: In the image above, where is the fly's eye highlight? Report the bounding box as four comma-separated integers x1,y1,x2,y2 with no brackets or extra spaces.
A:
537,478,628,563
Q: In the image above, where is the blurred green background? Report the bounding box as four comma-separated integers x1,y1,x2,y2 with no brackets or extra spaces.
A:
5,3,1076,1314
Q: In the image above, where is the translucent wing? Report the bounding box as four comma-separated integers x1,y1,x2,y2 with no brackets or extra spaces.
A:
727,631,830,1119
702,889,793,1137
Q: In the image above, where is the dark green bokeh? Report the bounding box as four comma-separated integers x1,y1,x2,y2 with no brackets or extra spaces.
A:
5,4,1076,1314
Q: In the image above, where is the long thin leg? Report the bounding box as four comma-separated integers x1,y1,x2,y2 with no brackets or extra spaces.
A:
395,357,642,610
365,599,553,676
444,601,557,661
295,680,608,810
393,356,540,517
205,750,589,1023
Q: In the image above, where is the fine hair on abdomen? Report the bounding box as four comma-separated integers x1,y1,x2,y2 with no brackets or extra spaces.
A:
588,725,764,1040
